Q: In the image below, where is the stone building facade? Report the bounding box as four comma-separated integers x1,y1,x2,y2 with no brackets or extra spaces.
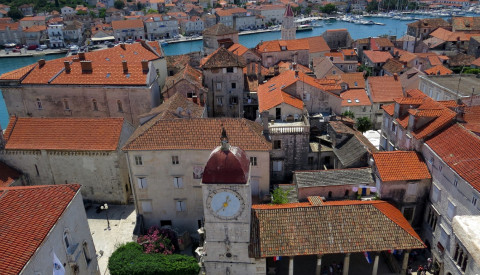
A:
123,118,271,234
0,42,166,127
0,117,134,204
202,23,239,56
201,47,246,117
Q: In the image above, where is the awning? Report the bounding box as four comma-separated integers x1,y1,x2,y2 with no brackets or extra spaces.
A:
91,36,115,42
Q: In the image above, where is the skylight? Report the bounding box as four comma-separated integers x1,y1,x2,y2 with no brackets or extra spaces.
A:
126,73,131,78
354,82,358,86
106,73,111,78
347,99,352,103
355,99,360,103
105,58,110,61
134,51,138,55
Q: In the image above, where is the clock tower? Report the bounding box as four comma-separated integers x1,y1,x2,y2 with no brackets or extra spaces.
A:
201,128,257,275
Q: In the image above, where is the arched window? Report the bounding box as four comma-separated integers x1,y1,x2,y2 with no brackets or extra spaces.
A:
63,99,70,110
92,99,98,111
117,100,123,112
63,231,70,250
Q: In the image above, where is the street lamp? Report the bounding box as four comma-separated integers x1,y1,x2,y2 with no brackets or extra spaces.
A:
100,203,111,230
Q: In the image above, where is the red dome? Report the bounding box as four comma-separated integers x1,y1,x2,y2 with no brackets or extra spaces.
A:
202,145,250,184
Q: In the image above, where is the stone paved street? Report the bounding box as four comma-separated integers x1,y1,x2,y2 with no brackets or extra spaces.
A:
87,204,136,275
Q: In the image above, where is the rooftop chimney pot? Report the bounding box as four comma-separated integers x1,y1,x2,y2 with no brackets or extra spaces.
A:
122,60,128,73
64,61,71,73
80,60,93,73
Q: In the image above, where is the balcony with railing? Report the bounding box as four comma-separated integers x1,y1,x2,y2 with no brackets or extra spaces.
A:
268,115,310,134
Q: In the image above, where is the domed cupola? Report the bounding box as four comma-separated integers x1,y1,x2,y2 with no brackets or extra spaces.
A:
202,127,250,184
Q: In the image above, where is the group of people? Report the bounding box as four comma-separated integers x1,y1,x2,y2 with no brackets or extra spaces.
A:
407,258,432,275
321,262,343,275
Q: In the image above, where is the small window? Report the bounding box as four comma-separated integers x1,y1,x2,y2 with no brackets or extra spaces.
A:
137,177,147,189
272,160,283,172
92,99,98,111
308,156,314,165
231,82,236,89
273,140,281,149
172,156,179,165
226,67,234,73
36,98,43,109
216,97,223,106
160,220,172,226
134,156,143,165
83,242,91,264
63,99,70,110
453,178,458,187
250,157,257,166
141,201,152,213
173,177,183,188
402,206,415,222
64,231,70,249
447,200,456,220
216,82,222,90
117,100,123,112
328,191,332,198
176,200,186,212
303,93,311,101
439,165,443,172
472,196,478,206
230,96,238,105
35,164,40,176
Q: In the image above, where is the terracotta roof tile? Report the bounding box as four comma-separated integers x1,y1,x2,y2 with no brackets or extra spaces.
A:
228,43,249,57
0,162,21,187
367,76,404,103
338,72,365,89
250,200,425,257
0,184,80,275
200,47,246,69
139,92,204,120
112,19,144,29
20,43,160,85
123,118,271,151
23,25,46,32
363,50,392,64
382,104,395,116
5,117,124,151
406,89,428,98
256,36,329,54
373,151,431,182
341,89,371,106
426,124,480,191
0,64,36,80
203,23,237,36
430,27,453,41
425,64,453,76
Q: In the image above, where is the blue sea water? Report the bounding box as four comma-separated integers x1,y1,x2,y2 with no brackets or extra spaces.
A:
0,14,476,128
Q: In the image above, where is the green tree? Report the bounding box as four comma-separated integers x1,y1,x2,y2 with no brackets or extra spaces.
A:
114,0,125,9
7,9,23,20
321,3,337,14
356,117,372,133
271,187,290,204
358,64,372,77
366,0,378,13
342,110,355,119
146,8,158,14
99,8,106,18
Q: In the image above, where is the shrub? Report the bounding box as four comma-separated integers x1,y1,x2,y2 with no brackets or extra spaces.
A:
137,226,175,255
271,187,291,204
108,242,200,275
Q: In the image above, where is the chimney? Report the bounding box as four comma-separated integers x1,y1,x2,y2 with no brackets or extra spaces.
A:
120,43,126,50
274,65,279,76
393,73,398,81
78,52,86,60
292,62,297,71
80,60,93,73
72,57,80,62
295,70,298,78
122,60,128,73
247,62,252,75
38,59,46,68
141,60,149,73
64,61,71,73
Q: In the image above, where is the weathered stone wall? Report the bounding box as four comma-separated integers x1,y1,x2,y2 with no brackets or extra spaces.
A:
203,67,244,117
260,49,309,67
270,131,309,183
2,84,159,127
0,149,131,204
22,191,100,275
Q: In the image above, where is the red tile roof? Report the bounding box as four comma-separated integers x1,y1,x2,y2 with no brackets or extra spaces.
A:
256,36,329,54
367,76,404,103
112,19,144,29
0,162,21,187
0,184,81,275
200,46,246,69
341,89,371,106
16,43,160,85
0,64,36,80
5,117,124,151
373,151,431,182
228,43,249,57
382,104,395,116
258,70,339,112
424,64,453,75
250,200,425,257
426,123,480,191
363,50,393,64
123,118,271,151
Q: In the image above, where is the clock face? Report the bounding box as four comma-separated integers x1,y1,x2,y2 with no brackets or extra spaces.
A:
207,189,245,220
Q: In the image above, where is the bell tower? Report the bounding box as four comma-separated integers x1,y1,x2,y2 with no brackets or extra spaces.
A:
281,4,296,41
200,128,256,275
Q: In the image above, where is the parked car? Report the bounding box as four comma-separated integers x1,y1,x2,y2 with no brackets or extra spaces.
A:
125,39,133,44
15,45,23,49
12,49,20,52
107,44,114,48
27,45,38,50
39,45,48,49
36,48,43,51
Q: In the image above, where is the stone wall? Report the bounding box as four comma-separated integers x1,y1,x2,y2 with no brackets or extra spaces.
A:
203,67,244,117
